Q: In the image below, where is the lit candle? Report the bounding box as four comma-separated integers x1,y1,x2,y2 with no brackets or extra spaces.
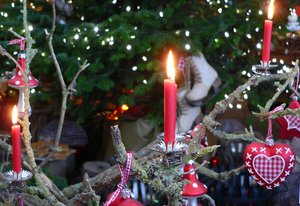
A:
164,51,177,152
296,6,300,16
11,105,22,174
262,0,274,64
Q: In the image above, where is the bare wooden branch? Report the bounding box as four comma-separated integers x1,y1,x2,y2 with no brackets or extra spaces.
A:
8,29,24,39
44,0,88,151
0,44,21,70
197,163,246,181
45,0,66,90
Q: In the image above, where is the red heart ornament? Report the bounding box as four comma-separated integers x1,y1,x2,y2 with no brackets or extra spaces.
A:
243,142,296,189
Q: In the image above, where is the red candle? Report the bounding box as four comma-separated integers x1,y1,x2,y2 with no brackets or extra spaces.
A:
262,0,274,64
296,6,300,16
12,105,22,174
164,51,177,151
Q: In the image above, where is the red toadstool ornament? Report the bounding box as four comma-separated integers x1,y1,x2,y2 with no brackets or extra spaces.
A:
276,97,300,139
7,39,39,118
182,161,207,206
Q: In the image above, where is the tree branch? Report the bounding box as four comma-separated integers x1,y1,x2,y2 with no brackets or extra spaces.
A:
0,44,21,70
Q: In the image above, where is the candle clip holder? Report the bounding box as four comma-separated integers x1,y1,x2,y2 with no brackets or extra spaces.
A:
2,170,32,182
151,133,188,167
252,61,278,75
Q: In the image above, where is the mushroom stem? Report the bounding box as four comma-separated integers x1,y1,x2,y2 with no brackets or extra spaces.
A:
187,198,197,206
18,89,31,118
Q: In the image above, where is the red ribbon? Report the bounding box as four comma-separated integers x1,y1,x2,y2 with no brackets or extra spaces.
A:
291,68,300,99
103,152,133,206
8,38,25,50
266,106,284,145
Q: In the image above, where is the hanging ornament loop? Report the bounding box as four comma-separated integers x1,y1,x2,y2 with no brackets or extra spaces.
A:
104,152,133,206
291,67,300,100
266,106,284,146
8,37,26,51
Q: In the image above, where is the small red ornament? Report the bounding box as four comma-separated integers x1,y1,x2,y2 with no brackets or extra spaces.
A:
210,156,220,167
187,124,208,147
276,99,300,139
243,142,295,189
118,199,143,206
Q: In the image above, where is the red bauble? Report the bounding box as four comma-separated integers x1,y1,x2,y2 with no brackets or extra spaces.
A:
118,199,143,206
210,156,220,167
276,100,300,139
106,192,123,206
243,142,295,189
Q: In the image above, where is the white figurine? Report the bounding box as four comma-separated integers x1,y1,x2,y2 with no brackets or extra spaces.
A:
287,9,300,32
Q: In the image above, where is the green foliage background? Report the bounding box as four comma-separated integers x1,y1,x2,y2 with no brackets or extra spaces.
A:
0,0,295,126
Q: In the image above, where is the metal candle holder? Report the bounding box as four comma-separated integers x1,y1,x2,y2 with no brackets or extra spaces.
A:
252,61,278,75
2,170,32,182
151,133,188,167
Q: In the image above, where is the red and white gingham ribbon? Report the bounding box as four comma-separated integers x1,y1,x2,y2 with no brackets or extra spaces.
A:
103,152,133,206
266,106,284,146
291,67,300,99
18,193,24,206
8,38,25,50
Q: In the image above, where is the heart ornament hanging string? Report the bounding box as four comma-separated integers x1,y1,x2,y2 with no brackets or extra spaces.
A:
243,106,296,189
104,152,133,206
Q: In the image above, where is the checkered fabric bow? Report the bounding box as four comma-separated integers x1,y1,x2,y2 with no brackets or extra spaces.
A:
103,152,133,206
8,37,26,50
266,106,284,146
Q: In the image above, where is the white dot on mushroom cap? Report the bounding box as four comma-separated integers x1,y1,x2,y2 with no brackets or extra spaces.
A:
18,71,22,76
16,81,20,85
192,183,198,188
29,76,32,80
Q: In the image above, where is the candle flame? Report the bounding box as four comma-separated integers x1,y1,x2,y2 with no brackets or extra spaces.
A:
12,105,18,124
167,50,175,81
268,0,275,20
